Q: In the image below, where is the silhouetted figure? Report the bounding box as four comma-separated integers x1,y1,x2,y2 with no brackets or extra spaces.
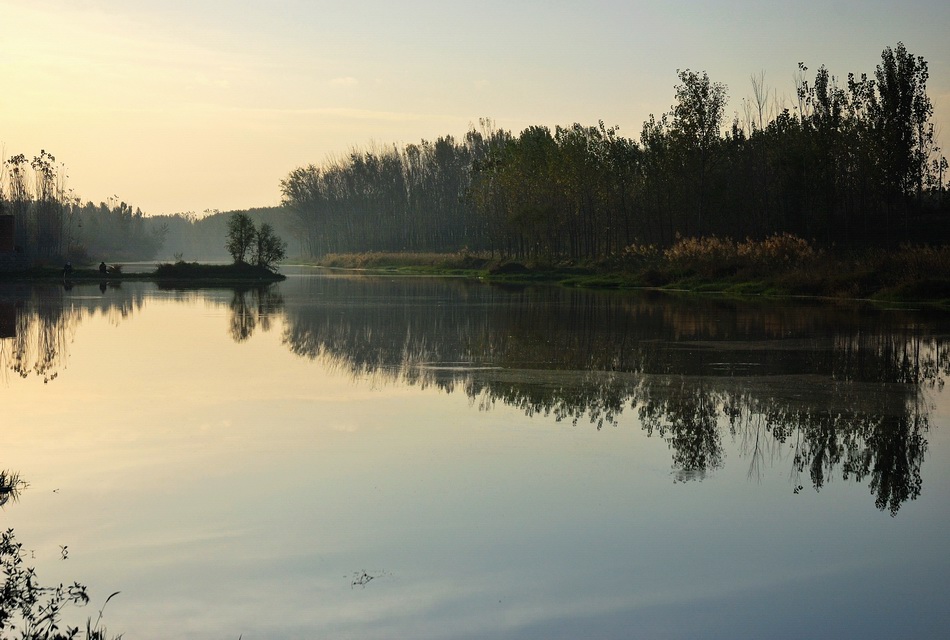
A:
62,261,73,278
99,261,107,275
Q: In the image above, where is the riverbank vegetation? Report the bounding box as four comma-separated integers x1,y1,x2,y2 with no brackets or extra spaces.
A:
316,236,950,303
280,43,948,274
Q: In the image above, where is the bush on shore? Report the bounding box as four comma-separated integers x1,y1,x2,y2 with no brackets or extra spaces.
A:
153,260,284,280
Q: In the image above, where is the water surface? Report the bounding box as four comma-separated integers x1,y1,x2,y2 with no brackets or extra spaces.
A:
2,268,948,639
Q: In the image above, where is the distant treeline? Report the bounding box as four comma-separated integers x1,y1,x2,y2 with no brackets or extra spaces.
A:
281,42,949,260
0,152,290,265
73,199,165,261
0,150,290,263
146,207,298,261
0,151,166,263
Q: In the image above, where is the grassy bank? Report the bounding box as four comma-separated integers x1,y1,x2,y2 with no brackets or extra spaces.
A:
317,251,493,273
311,237,950,305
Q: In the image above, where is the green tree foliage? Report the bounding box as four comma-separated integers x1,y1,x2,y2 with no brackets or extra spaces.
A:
277,44,947,261
223,212,287,269
252,222,288,269
871,43,934,204
225,212,256,263
281,124,508,257
669,69,728,236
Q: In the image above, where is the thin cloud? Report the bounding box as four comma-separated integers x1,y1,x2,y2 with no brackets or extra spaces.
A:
233,106,450,124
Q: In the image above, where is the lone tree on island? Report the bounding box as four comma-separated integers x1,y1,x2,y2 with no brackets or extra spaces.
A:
225,212,256,263
252,222,288,270
225,212,288,270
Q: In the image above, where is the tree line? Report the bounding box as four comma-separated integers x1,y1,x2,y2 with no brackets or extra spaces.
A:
281,43,949,260
0,155,294,266
0,155,291,264
0,151,165,263
279,135,499,256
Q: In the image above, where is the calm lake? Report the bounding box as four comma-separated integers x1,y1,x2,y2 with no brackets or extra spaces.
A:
2,267,949,639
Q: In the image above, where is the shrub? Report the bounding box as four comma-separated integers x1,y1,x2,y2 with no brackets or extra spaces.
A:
619,242,661,268
736,234,817,273
320,251,492,270
662,235,738,277
888,244,950,281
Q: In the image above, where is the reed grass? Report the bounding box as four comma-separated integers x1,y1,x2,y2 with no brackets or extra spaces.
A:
319,250,493,271
0,470,25,508
315,237,950,303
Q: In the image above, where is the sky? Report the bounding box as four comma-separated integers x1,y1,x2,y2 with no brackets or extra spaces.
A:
2,0,949,216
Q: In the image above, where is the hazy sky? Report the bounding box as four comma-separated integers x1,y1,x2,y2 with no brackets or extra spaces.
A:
2,0,948,215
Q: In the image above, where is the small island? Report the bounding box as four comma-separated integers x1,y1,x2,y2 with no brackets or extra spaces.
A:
152,260,286,282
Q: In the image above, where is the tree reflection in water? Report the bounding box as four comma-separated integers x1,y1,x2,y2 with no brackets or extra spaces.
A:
2,278,945,516
227,286,285,342
278,277,949,515
723,381,929,516
638,379,724,481
0,284,146,385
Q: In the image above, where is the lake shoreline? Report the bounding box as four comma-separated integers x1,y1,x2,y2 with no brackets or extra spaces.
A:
306,248,950,308
0,261,287,284
4,252,947,308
